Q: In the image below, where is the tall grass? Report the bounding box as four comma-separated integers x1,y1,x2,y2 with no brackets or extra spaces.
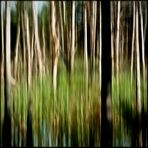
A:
0,58,147,146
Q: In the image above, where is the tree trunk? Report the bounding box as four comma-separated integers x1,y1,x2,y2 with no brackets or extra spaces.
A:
0,2,2,146
2,1,11,146
0,1,4,83
139,1,146,82
101,1,112,146
32,1,42,75
70,1,75,75
116,1,120,96
24,8,31,88
131,1,136,86
14,18,20,79
99,1,102,92
135,3,142,146
51,1,60,97
84,2,88,94
111,2,114,77
21,4,26,79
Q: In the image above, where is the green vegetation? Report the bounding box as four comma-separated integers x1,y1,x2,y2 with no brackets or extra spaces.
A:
1,58,147,146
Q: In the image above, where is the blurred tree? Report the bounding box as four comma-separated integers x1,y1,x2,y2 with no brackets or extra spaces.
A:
101,0,112,146
2,1,11,146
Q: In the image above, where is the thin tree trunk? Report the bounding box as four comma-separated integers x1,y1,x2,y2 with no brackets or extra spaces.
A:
14,2,20,80
32,1,42,75
42,21,46,75
135,3,142,146
101,1,112,146
0,3,2,145
116,1,120,95
2,1,11,146
0,1,4,83
51,1,60,97
58,1,64,55
131,1,136,86
139,1,146,82
111,2,115,78
70,1,75,75
99,1,102,92
21,4,26,79
84,2,88,93
24,7,31,88
144,3,147,43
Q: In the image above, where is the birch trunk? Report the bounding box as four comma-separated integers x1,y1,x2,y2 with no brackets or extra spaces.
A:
32,1,42,75
24,8,31,88
99,1,102,92
1,1,4,82
70,1,75,75
136,3,142,146
139,1,145,82
111,2,114,76
51,1,60,96
84,2,88,92
131,2,136,86
116,1,120,94
2,1,11,146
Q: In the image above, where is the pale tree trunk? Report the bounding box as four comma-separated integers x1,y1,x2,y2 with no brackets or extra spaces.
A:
135,3,142,146
21,4,26,79
111,2,114,76
0,1,4,82
51,1,60,97
116,1,120,96
84,2,88,92
99,1,102,92
58,1,64,55
0,4,2,145
70,1,75,75
30,28,34,76
24,7,31,88
2,1,11,146
131,1,136,86
42,21,46,75
144,3,147,43
14,15,20,79
90,1,97,81
139,1,145,82
32,1,42,75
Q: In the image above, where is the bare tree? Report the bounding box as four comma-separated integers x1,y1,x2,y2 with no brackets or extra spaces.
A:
2,1,11,146
84,1,88,93
99,1,102,92
139,1,146,82
70,1,75,75
14,2,20,80
131,1,136,86
135,2,142,146
32,1,42,75
50,1,60,96
101,0,112,146
116,1,120,97
24,4,31,88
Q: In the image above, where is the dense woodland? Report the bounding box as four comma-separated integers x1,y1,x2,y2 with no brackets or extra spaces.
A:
0,1,148,147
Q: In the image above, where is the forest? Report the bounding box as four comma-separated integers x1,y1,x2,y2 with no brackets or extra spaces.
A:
0,1,147,147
